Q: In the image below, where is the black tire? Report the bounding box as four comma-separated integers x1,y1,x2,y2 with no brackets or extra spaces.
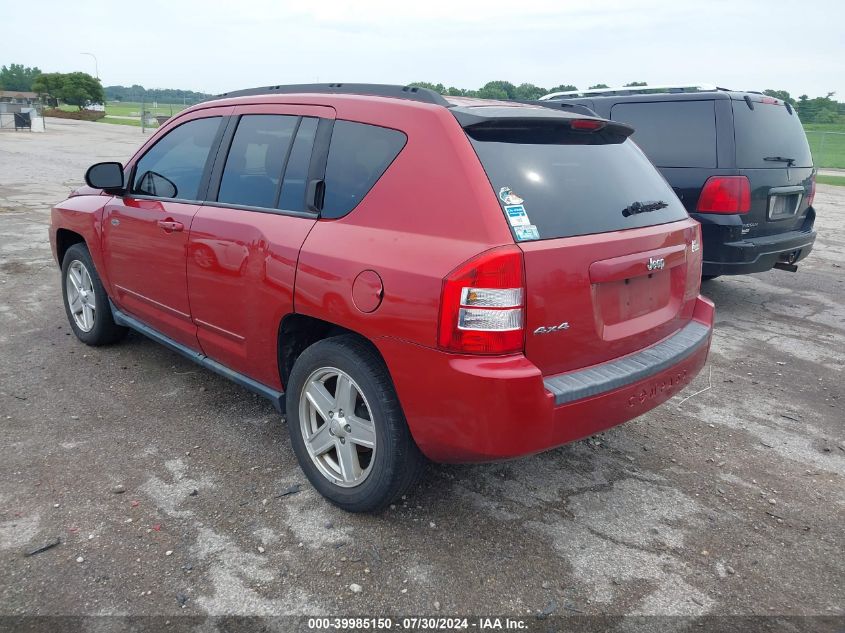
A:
61,243,127,346
701,275,720,281
286,335,426,512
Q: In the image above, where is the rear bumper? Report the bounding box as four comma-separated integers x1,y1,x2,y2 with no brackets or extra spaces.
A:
377,295,714,463
695,211,817,276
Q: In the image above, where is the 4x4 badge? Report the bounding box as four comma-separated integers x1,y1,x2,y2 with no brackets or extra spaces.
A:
647,257,665,271
534,322,570,335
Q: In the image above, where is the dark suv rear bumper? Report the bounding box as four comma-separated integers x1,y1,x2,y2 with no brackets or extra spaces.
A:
695,211,817,276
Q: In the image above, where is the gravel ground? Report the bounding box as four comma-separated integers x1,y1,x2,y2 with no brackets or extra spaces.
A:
0,119,843,625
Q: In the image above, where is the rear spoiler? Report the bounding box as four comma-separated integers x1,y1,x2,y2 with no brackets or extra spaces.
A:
452,105,634,145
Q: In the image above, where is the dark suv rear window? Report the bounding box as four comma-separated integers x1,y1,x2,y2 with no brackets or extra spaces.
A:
469,135,688,241
610,101,717,168
732,101,813,168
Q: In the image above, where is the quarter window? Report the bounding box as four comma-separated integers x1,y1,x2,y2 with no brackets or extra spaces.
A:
321,121,406,218
610,101,718,168
218,115,298,209
132,117,222,200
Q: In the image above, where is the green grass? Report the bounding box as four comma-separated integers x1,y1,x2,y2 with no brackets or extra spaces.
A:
92,101,191,129
803,122,845,133
51,101,187,127
816,174,845,186
99,116,143,127
803,123,845,168
105,101,189,118
804,124,845,169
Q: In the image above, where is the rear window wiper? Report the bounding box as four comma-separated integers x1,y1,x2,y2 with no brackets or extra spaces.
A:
764,156,796,166
622,200,668,217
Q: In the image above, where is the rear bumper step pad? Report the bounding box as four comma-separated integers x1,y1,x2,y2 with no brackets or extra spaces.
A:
543,321,712,406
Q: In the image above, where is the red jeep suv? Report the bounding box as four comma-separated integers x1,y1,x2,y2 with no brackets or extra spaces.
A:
50,84,714,512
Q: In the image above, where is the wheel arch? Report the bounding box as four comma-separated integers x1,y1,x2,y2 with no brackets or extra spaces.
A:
277,314,387,392
55,228,87,266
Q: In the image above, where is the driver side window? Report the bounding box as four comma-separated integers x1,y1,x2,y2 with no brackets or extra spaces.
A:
132,117,222,200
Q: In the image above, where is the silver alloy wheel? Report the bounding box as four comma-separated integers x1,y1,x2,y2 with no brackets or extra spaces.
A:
65,260,96,333
299,367,377,487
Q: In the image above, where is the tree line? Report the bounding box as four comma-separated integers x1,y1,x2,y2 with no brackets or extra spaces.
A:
761,89,843,124
103,84,211,105
413,81,843,124
0,64,210,107
2,63,842,123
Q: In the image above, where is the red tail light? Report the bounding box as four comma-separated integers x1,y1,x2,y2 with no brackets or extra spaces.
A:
438,246,525,354
806,177,816,208
570,119,606,131
696,176,751,214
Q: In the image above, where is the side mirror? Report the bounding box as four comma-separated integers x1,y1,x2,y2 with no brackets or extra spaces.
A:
85,162,124,191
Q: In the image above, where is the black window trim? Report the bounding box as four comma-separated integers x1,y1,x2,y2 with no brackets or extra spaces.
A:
272,116,302,209
203,113,327,219
127,115,228,205
306,118,335,214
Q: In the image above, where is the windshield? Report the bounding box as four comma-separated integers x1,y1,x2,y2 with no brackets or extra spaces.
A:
732,101,813,168
468,136,689,241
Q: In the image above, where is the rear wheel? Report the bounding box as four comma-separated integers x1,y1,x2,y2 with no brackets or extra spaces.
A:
286,335,425,512
61,243,126,346
701,275,720,281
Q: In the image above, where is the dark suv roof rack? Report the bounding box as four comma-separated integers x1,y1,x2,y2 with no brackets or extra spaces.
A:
513,99,599,118
539,83,732,100
214,83,451,106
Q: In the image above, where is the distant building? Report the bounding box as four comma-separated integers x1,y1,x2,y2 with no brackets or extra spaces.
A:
0,90,40,105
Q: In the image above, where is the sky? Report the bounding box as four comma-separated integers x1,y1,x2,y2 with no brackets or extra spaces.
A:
2,0,843,99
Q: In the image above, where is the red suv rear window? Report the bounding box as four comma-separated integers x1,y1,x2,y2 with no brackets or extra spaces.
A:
468,135,689,241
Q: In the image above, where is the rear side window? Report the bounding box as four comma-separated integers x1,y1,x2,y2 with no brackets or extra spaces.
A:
321,121,406,219
610,101,717,168
469,134,689,241
732,101,813,168
132,117,221,200
218,115,298,209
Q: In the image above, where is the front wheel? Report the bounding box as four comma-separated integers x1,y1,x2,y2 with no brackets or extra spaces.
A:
286,335,425,512
61,243,126,346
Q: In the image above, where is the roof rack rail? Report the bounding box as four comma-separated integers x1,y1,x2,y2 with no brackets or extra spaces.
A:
539,83,724,101
212,83,451,106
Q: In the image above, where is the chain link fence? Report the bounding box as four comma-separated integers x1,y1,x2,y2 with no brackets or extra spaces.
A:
805,131,845,170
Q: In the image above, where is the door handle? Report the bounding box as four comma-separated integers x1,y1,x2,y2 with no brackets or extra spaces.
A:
157,220,184,232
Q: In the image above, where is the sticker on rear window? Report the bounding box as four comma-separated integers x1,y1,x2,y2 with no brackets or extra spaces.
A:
499,186,524,205
514,224,540,241
505,204,530,227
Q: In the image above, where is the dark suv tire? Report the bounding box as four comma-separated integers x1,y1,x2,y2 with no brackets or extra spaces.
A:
286,335,426,512
61,243,127,346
